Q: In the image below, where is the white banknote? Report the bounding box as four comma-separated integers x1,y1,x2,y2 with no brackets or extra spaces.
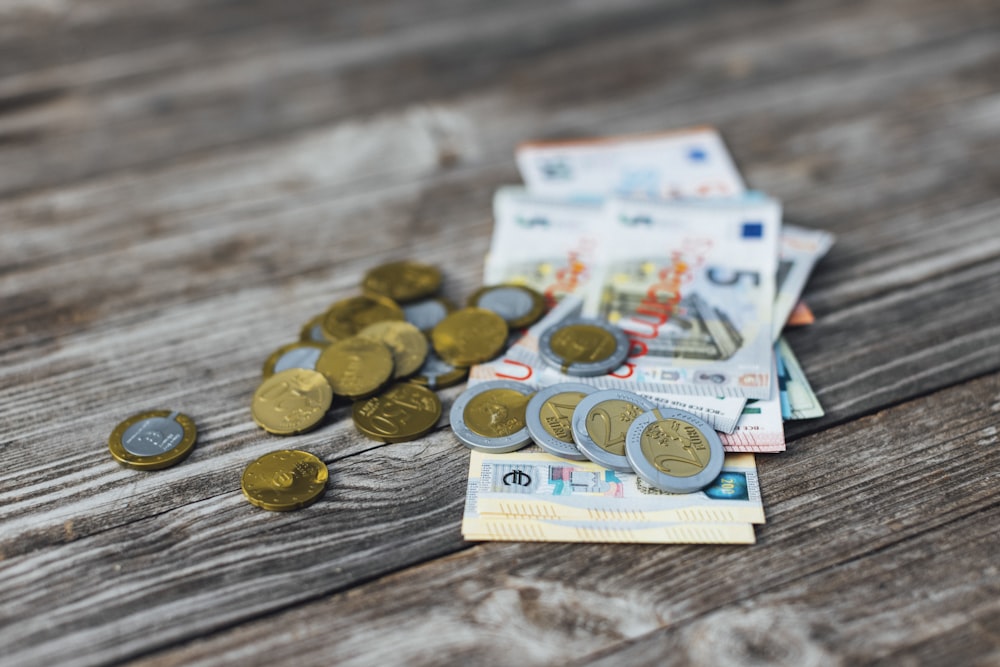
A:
720,354,785,453
773,225,835,340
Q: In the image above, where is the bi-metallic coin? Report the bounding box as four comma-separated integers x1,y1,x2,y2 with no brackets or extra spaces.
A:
358,320,428,379
316,336,394,399
571,389,656,472
625,407,725,494
322,294,404,341
525,383,596,461
539,317,630,376
362,260,442,304
241,449,328,511
467,284,546,329
108,410,197,470
402,297,456,333
262,341,327,378
300,314,333,343
352,383,442,443
450,380,534,453
431,307,508,367
410,349,468,390
251,368,333,435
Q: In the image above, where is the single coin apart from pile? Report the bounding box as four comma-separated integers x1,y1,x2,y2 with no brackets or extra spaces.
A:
261,341,327,378
538,317,631,376
467,284,546,330
525,383,595,460
450,380,534,453
316,337,395,399
108,410,197,470
571,388,655,472
625,407,725,494
251,368,333,435
322,294,404,341
358,320,428,379
362,260,442,304
431,307,508,367
241,449,328,511
352,382,442,443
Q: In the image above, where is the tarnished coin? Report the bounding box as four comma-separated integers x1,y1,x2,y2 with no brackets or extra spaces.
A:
316,336,394,399
300,314,333,343
251,368,333,435
571,389,656,472
363,260,443,303
450,380,533,453
241,450,328,511
625,408,725,493
410,349,468,390
539,317,630,376
262,341,327,378
108,410,197,470
352,383,442,443
467,284,546,329
358,320,428,379
525,383,596,460
402,296,456,333
322,294,404,341
431,307,508,367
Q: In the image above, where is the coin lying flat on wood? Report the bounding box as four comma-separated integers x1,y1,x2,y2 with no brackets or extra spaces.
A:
251,368,333,435
362,260,443,304
108,410,197,470
525,383,595,460
316,337,395,399
322,294,404,341
262,341,327,379
625,407,725,493
353,383,442,443
571,389,656,472
431,307,508,367
539,317,630,376
358,320,428,379
467,284,546,329
241,450,328,511
450,380,534,453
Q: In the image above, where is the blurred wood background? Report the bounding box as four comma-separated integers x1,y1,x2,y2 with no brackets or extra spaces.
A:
1,1,998,665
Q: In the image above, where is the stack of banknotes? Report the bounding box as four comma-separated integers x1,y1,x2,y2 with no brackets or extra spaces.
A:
462,127,834,544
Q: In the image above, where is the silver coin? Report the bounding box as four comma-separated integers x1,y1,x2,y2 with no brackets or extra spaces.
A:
273,346,323,374
525,383,596,460
571,389,656,472
450,380,534,453
538,317,631,376
121,412,188,457
403,298,452,332
625,407,724,493
474,286,535,323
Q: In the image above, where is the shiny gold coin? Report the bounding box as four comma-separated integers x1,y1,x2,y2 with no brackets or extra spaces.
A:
261,341,327,378
241,449,328,511
584,399,645,456
362,260,443,304
431,307,508,367
550,324,616,364
251,368,333,435
108,410,197,470
639,418,712,478
316,336,395,399
464,388,531,438
358,320,428,379
467,284,546,329
352,383,442,443
322,294,404,341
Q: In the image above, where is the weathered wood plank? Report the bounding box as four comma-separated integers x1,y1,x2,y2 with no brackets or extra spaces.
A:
116,373,1000,667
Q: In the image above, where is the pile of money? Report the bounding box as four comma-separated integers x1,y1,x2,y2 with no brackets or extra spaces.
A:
457,126,834,543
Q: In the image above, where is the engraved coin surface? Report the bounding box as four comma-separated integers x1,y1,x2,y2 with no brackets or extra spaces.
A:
362,260,442,303
352,383,442,443
431,307,508,367
468,284,546,329
450,380,533,453
241,449,328,511
625,408,724,493
108,410,197,470
539,317,630,376
251,368,333,435
410,349,468,390
402,297,456,333
262,341,327,378
322,294,404,341
571,389,656,472
316,337,394,399
525,383,596,460
358,320,428,379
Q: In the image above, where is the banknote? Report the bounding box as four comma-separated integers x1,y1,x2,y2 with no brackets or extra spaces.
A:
777,337,824,419
472,450,765,524
483,187,602,303
462,481,755,544
579,196,781,400
720,355,785,452
773,225,834,340
516,126,745,201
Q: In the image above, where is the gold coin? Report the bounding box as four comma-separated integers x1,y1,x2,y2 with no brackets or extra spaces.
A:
585,399,645,456
261,341,327,378
251,368,333,435
316,336,395,399
358,320,428,379
640,418,711,477
241,449,328,511
431,307,508,367
108,410,197,470
467,284,546,329
362,260,443,303
539,391,589,443
322,294,404,341
549,324,617,364
464,388,531,438
352,383,442,443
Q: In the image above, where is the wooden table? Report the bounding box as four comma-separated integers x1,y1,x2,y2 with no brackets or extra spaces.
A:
3,1,998,665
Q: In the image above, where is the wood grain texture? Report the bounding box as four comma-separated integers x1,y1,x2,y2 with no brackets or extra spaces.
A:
1,0,999,664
